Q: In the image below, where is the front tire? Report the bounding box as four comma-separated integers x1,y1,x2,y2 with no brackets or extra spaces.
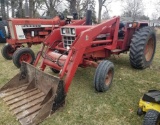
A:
12,48,35,68
1,43,15,60
50,68,60,74
143,110,160,125
130,27,156,69
94,60,114,92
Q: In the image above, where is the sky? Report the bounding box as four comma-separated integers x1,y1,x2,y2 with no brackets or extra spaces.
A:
95,0,157,19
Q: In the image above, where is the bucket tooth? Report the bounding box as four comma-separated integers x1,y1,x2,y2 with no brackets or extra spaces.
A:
0,62,66,125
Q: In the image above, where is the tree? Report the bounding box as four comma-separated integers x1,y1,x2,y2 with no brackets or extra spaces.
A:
122,0,144,20
102,11,110,20
11,0,18,17
98,0,106,23
138,15,149,20
62,9,70,18
6,1,10,18
43,0,62,17
18,0,24,18
66,0,77,14
151,12,158,20
66,0,96,23
153,0,160,20
98,0,112,23
1,0,6,19
29,0,34,17
28,0,43,18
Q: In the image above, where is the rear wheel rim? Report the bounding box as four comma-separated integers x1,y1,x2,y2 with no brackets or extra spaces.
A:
145,37,154,62
19,53,32,63
105,69,113,86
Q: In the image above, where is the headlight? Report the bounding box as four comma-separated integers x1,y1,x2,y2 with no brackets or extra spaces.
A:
66,46,70,50
62,28,66,34
71,28,75,35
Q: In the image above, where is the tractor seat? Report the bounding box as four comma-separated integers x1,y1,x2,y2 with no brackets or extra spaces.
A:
142,90,160,104
118,22,125,38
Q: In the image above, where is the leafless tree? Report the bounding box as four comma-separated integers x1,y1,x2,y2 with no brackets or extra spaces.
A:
98,0,112,23
66,0,77,14
11,0,18,17
66,0,96,19
18,0,24,17
77,0,95,18
154,0,160,19
43,0,62,17
151,12,158,20
29,0,34,17
98,0,106,23
1,0,6,19
102,11,110,20
122,0,144,20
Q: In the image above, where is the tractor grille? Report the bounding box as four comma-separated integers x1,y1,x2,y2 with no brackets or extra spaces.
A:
63,36,75,48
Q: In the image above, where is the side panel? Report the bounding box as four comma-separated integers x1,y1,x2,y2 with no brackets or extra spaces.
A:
15,25,26,40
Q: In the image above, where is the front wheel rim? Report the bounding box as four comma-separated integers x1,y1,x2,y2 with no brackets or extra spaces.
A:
19,53,32,63
105,69,113,86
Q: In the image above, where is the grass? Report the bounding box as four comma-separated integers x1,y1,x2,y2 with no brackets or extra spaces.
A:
0,30,160,125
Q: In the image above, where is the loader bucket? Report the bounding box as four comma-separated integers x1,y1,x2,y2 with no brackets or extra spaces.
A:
0,62,65,125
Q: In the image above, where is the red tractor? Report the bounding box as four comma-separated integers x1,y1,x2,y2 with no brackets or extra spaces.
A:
1,16,86,68
0,13,156,125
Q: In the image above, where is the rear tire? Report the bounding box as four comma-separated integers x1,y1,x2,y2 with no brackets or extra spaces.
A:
1,43,15,60
143,110,160,125
130,27,156,69
13,48,35,68
94,60,114,92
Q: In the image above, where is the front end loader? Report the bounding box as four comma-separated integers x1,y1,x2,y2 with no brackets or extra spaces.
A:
0,10,156,125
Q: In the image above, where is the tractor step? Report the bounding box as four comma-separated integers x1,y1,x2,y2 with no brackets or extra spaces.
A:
111,49,123,54
0,62,65,125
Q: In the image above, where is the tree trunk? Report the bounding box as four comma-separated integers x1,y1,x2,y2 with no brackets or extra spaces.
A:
29,0,34,17
32,1,36,17
6,1,9,19
19,0,23,18
1,0,6,19
98,0,102,23
70,0,77,13
11,0,15,17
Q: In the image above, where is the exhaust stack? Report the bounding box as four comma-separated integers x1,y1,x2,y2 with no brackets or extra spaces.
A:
86,4,92,25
